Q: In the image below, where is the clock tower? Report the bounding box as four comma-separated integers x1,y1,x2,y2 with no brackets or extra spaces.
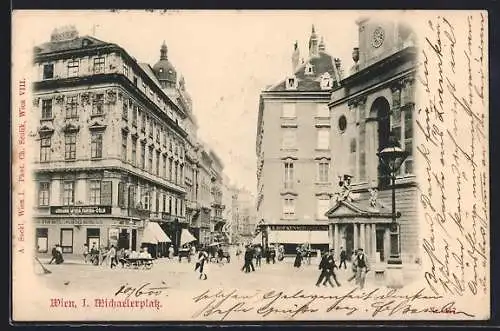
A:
356,17,399,69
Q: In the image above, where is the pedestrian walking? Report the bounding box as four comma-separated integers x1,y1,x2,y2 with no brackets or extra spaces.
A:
168,245,174,260
83,244,89,264
316,251,332,287
339,246,347,269
195,250,208,280
255,245,262,267
349,248,370,288
108,245,117,269
242,246,255,273
293,246,302,268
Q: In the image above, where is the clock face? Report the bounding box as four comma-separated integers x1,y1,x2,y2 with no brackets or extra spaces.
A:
372,27,385,48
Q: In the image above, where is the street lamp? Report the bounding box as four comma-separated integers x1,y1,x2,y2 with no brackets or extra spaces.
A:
376,134,409,288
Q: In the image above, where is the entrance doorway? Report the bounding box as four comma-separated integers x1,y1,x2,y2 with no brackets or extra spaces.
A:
376,228,385,262
118,229,130,250
345,224,354,258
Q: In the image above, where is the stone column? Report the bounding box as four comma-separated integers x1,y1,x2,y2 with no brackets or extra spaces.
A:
360,223,365,250
334,224,339,258
365,224,371,256
353,223,359,252
365,120,377,186
384,227,390,262
371,223,377,263
328,223,334,250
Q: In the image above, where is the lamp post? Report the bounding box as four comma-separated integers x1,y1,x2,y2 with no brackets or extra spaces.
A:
376,134,409,288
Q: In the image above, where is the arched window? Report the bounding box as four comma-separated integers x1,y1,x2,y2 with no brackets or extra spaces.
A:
370,97,391,187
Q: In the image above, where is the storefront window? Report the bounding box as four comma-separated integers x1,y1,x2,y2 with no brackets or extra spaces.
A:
87,228,100,250
36,228,48,253
60,228,73,253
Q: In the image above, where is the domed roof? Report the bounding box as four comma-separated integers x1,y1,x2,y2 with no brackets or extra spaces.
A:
152,41,177,86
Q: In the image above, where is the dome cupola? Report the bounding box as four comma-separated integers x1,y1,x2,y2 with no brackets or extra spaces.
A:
153,41,177,89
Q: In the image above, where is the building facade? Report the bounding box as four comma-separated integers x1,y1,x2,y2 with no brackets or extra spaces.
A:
31,26,227,256
256,26,343,254
325,18,418,264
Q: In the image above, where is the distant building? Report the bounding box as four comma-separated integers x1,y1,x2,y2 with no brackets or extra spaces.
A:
256,26,343,254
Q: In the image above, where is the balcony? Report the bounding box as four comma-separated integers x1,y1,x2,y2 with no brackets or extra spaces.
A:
186,200,200,211
128,207,151,219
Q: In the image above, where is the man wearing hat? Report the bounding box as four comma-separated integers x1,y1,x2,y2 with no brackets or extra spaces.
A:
354,248,369,289
316,249,341,287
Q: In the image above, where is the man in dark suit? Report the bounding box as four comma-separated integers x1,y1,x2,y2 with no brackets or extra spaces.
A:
339,246,347,269
316,249,341,287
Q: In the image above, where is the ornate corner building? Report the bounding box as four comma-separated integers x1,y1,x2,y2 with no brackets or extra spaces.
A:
31,26,228,257
256,19,419,264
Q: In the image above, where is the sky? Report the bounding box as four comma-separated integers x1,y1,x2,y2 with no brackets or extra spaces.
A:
13,10,362,194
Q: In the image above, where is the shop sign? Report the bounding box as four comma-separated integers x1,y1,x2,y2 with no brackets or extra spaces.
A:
37,219,105,226
50,205,112,215
268,224,328,231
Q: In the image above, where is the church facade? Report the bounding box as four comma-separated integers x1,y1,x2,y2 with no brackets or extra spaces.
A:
325,17,419,264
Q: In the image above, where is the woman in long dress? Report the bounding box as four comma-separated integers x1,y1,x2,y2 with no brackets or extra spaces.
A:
293,246,302,268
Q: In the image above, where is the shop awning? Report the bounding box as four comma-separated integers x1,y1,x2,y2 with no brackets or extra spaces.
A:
251,232,262,245
267,230,329,244
180,228,197,246
141,222,171,244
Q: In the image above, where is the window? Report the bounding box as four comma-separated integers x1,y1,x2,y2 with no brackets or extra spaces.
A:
305,63,314,75
141,113,146,132
92,94,104,116
123,64,129,77
121,133,127,161
282,103,296,118
149,119,154,138
168,158,173,181
403,108,413,175
162,194,166,212
66,96,78,119
282,129,297,149
43,64,54,79
133,76,138,86
91,132,103,159
174,163,178,184
283,198,295,218
118,182,126,208
317,198,330,220
142,82,146,91
317,104,330,118
86,228,100,250
163,155,167,178
67,59,79,77
40,137,51,162
156,151,160,175
64,133,76,160
93,57,105,74
163,129,167,147
148,147,153,172
38,182,50,206
89,180,101,204
36,228,48,253
132,105,138,127
349,138,357,177
122,100,128,120
318,160,329,182
60,228,73,253
62,181,74,206
284,161,294,189
286,76,297,90
131,137,137,166
317,129,330,149
156,127,160,142
140,143,146,169
338,115,347,132
42,99,52,119
143,190,150,210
